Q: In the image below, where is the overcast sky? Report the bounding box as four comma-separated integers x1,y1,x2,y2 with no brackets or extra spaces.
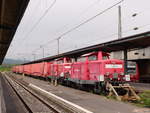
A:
5,0,150,61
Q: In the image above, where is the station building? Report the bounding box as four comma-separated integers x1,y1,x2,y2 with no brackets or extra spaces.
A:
111,47,150,83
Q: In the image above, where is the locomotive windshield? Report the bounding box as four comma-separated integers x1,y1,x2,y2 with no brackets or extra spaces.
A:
77,57,86,62
102,56,109,60
57,60,63,64
88,55,97,61
88,52,109,61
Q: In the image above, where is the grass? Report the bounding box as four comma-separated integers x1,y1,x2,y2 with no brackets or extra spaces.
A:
134,90,150,108
0,65,11,72
106,89,150,108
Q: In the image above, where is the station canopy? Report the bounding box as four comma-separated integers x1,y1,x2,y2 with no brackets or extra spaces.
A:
26,31,150,64
0,0,29,64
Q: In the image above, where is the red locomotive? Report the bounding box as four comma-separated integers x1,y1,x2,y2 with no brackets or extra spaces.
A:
12,51,139,93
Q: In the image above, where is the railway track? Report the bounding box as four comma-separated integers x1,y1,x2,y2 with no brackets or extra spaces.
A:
2,72,92,113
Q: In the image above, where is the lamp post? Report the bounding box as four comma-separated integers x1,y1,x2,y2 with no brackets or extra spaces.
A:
118,5,122,39
57,37,61,55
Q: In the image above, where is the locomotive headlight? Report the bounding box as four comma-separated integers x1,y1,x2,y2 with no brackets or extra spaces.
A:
60,72,64,77
125,75,130,81
98,75,104,81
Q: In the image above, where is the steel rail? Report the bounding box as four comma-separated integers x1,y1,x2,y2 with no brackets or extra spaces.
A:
4,73,64,113
2,73,33,113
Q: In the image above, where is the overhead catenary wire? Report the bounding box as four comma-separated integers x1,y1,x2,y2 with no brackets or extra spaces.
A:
33,8,150,56
31,38,56,53
54,0,102,34
21,0,57,42
31,0,102,54
31,0,124,55
56,0,124,39
36,22,150,58
61,22,150,54
8,0,150,60
18,0,124,59
13,0,57,56
17,0,42,41
43,0,124,44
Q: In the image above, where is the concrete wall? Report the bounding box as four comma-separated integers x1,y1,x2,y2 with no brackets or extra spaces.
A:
110,46,150,82
110,46,150,60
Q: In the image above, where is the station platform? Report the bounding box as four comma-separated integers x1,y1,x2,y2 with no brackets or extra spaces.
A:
12,74,150,113
0,74,28,113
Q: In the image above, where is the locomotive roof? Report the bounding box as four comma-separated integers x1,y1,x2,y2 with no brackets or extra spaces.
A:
81,51,110,57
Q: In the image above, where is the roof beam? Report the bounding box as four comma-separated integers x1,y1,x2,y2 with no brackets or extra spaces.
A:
0,24,14,30
25,31,150,64
0,0,30,64
0,42,9,46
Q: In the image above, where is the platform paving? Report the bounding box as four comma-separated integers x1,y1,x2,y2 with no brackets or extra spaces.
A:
0,74,28,113
13,74,150,113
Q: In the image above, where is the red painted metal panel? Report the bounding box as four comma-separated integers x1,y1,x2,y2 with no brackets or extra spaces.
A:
88,62,101,81
24,64,31,75
11,51,139,82
43,62,51,77
31,62,45,76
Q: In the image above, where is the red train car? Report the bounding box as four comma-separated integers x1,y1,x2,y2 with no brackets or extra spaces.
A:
43,62,52,78
70,52,125,87
18,65,24,74
31,62,46,77
15,66,20,73
49,57,72,80
12,66,17,73
24,64,31,75
11,51,140,95
50,61,59,78
58,57,72,78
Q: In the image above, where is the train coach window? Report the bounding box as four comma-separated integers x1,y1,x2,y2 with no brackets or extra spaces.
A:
88,55,97,61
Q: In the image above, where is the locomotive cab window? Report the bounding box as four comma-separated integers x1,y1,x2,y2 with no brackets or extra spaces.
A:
88,55,97,61
57,60,64,64
102,56,109,60
77,57,86,62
